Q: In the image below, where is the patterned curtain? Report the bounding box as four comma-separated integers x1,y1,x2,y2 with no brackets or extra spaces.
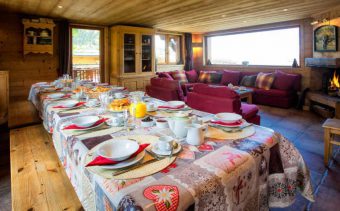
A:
58,20,70,76
184,33,193,71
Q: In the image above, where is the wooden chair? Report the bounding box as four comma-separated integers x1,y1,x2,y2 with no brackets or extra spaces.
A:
322,118,340,166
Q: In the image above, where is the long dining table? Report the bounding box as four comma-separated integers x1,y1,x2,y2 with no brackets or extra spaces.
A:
29,83,314,211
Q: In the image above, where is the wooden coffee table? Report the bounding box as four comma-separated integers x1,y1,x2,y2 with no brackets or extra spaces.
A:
236,89,253,104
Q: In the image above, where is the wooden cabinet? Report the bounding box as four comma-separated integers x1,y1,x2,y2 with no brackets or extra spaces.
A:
110,26,155,91
0,71,9,125
22,20,55,55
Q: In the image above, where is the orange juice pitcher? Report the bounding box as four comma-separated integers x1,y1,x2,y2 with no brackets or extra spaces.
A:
129,97,147,118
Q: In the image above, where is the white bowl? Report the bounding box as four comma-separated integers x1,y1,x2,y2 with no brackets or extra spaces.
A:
97,139,139,161
214,112,242,123
62,100,78,108
47,93,64,99
167,101,185,107
71,116,100,127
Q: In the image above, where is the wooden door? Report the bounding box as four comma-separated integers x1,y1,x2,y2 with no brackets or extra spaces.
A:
0,71,9,124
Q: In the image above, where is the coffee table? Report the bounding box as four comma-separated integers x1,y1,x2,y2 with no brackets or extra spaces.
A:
236,89,253,104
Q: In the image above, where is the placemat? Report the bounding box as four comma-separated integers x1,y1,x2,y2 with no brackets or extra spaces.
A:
205,125,256,140
147,110,192,118
85,135,176,180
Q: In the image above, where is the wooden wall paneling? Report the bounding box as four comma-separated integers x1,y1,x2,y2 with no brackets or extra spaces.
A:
0,71,9,124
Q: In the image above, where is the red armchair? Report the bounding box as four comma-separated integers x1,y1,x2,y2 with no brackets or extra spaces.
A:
146,77,185,102
187,84,260,125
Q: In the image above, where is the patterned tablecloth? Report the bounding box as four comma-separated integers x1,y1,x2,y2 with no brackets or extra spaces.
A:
29,85,314,211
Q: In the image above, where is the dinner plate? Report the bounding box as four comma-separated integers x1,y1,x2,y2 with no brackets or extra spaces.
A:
151,143,182,156
214,112,242,123
66,121,106,131
71,116,100,127
100,151,145,170
166,101,185,107
47,93,65,99
210,119,246,128
61,100,79,108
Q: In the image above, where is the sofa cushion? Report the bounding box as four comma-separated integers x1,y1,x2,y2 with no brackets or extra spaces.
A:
193,83,239,98
240,75,257,87
198,71,210,83
273,70,301,91
170,70,188,83
240,71,259,79
241,103,259,120
255,72,275,90
220,70,240,85
254,88,294,97
207,72,222,84
157,72,173,80
185,70,198,83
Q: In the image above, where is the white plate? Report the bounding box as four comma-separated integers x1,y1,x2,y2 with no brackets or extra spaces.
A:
71,116,100,127
112,86,125,91
166,101,185,107
47,93,65,99
210,119,246,128
60,100,79,108
214,112,242,123
151,143,182,156
97,139,139,161
66,121,105,131
100,151,145,170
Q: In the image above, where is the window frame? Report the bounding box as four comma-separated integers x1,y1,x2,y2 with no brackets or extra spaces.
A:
204,25,302,68
155,33,184,65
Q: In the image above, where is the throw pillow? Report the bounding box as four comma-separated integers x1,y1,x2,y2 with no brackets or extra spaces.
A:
157,72,174,80
220,70,241,85
198,71,210,83
240,75,257,87
272,70,301,91
255,72,275,90
185,69,198,83
170,70,188,83
207,72,222,84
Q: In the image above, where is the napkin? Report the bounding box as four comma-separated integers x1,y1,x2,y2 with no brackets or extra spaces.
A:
45,93,71,100
86,143,150,167
53,101,85,109
158,104,185,109
63,118,108,130
210,120,243,127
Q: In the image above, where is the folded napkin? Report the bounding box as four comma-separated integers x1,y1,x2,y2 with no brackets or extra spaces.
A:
63,118,108,130
210,120,243,127
158,104,185,110
86,143,150,167
53,101,85,109
45,94,71,100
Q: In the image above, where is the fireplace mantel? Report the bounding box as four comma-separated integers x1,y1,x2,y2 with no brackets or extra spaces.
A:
305,58,340,68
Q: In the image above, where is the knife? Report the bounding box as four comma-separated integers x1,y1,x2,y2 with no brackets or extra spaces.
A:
112,157,161,176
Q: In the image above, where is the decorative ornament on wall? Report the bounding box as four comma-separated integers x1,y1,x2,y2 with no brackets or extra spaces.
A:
314,25,338,52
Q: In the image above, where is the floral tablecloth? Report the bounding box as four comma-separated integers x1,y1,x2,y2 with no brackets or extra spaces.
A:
30,87,314,211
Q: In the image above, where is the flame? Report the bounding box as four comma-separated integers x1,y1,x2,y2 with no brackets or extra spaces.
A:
329,71,340,89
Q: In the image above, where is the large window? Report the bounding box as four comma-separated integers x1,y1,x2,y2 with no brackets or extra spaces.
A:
155,34,182,64
206,27,300,66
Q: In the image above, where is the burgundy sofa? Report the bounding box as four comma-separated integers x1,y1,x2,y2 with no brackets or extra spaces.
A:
157,70,301,108
187,84,261,125
146,77,185,101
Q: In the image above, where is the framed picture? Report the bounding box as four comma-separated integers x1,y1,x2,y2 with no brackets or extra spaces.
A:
314,25,338,52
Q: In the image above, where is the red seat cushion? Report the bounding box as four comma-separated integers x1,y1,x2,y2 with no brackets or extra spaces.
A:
193,83,239,99
254,88,293,97
241,103,259,119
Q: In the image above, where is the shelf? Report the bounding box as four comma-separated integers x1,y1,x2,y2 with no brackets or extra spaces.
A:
26,35,52,38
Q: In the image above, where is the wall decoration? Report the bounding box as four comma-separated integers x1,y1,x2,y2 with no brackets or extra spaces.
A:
314,25,338,52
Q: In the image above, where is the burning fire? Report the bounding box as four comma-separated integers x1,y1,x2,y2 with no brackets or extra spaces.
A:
329,71,340,90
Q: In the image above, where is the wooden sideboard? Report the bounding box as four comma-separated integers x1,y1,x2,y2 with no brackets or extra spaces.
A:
110,25,155,91
0,71,9,124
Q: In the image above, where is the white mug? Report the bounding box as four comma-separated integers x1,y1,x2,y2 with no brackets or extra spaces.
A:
157,136,174,151
114,92,124,99
156,119,169,129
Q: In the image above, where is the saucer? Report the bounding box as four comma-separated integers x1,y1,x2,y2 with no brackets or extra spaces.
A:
100,151,146,170
151,143,182,156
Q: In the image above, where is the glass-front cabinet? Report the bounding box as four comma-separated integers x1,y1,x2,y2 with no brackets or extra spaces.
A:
111,26,155,91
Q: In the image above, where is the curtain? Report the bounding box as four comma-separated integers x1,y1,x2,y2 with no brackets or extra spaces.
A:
58,20,70,76
184,33,193,71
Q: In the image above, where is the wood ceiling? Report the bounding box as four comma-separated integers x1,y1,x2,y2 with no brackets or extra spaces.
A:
1,0,340,33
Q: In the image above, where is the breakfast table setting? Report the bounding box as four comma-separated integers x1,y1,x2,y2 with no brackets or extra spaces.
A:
28,79,314,211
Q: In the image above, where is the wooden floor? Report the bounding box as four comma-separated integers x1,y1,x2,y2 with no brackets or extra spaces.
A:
10,125,83,211
8,99,41,129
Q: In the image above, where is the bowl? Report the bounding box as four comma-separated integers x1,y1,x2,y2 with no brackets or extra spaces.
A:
167,101,185,107
97,139,139,161
71,116,100,127
62,100,78,108
214,112,242,123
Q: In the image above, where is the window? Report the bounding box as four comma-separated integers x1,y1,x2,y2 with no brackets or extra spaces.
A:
206,27,300,66
155,34,182,64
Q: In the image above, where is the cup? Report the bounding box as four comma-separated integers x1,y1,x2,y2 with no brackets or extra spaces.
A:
157,136,174,151
147,103,155,111
156,119,169,129
108,116,123,127
114,92,124,99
